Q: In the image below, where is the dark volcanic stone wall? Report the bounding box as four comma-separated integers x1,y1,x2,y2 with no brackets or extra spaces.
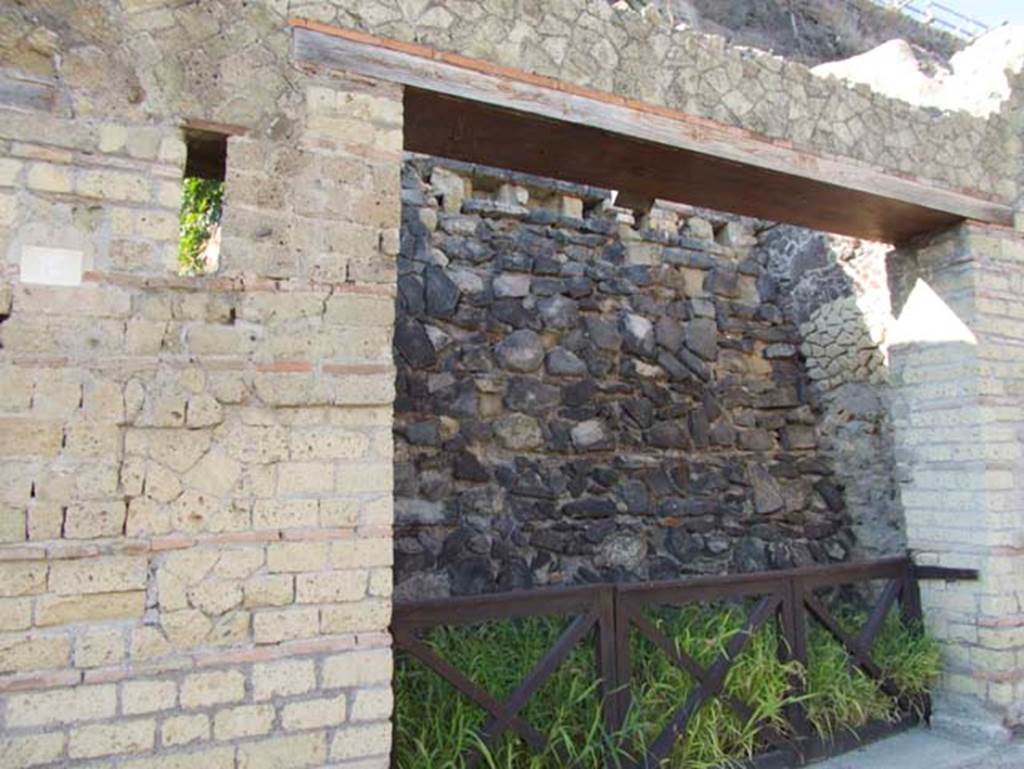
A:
393,158,854,599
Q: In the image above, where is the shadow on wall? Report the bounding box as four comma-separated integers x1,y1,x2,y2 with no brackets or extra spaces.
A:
882,232,991,727
759,224,907,563
392,156,908,600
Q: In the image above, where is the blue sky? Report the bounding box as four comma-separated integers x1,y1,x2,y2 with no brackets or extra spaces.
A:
942,0,1024,26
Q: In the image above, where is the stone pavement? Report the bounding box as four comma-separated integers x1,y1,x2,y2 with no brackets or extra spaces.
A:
811,728,1024,769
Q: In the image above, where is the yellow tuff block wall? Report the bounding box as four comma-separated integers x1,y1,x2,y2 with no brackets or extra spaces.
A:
0,60,402,767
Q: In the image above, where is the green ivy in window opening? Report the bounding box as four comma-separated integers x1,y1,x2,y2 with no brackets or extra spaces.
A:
178,177,224,274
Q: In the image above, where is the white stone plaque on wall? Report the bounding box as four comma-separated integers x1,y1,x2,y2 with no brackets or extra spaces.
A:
20,245,84,286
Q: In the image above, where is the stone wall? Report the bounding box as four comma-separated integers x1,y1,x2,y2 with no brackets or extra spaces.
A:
0,0,1021,755
288,0,1014,203
759,225,905,559
0,20,401,768
888,223,1024,735
393,159,858,599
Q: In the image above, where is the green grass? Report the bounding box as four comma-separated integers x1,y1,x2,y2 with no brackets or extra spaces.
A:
394,617,615,769
625,605,799,769
393,598,941,769
804,606,940,737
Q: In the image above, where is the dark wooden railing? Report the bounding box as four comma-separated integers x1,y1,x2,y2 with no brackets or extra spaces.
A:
392,556,976,768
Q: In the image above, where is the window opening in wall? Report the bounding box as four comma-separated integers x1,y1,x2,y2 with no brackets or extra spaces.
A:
178,129,227,275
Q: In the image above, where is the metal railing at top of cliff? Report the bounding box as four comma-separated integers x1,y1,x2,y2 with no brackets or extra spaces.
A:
611,0,1005,44
870,0,1006,42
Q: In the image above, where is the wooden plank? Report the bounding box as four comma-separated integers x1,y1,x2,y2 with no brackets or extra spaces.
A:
854,577,904,653
470,610,598,765
394,630,548,751
631,612,794,753
802,593,901,699
779,579,810,746
631,613,712,687
290,22,1014,243
616,556,908,599
746,712,920,769
900,568,933,724
596,587,621,734
394,558,911,630
635,595,781,767
394,583,605,628
400,90,959,244
915,565,979,582
615,575,791,606
612,590,634,736
789,557,909,590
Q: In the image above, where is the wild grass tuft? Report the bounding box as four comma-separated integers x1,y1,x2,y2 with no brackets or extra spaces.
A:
625,604,800,769
393,617,611,769
393,599,941,769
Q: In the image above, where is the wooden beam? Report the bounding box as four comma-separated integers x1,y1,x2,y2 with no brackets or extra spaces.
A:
402,90,965,243
290,20,1014,243
914,565,979,582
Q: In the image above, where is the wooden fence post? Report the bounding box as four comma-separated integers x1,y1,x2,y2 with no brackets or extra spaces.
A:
597,585,623,735
611,584,633,736
781,576,810,758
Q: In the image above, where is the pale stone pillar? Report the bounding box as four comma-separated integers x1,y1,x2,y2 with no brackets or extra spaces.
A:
889,222,1024,737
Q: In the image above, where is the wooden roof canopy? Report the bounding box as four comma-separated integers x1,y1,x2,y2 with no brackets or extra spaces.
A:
290,19,1014,244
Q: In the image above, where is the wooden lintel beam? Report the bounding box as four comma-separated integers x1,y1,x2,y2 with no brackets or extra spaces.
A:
289,19,1014,243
